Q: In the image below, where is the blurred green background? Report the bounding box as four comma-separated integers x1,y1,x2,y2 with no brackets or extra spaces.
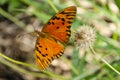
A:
0,0,120,80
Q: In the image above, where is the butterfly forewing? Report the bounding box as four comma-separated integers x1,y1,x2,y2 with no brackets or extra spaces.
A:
42,6,76,43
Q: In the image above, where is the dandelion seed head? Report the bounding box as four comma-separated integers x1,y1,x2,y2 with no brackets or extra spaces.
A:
74,25,96,49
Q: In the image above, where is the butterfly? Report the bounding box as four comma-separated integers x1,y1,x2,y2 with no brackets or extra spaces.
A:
34,6,76,70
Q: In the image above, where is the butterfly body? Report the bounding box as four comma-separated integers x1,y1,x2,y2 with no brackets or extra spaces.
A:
34,6,76,70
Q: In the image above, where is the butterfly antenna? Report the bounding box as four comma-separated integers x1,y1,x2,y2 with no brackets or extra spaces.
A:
31,24,37,32
31,24,39,36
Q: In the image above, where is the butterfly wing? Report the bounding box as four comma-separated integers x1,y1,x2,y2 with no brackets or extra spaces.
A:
35,35,64,70
35,6,76,70
42,6,76,43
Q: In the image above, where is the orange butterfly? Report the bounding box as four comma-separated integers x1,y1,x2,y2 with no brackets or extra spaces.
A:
34,6,76,70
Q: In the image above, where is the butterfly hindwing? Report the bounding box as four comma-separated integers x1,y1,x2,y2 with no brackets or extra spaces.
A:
42,6,76,43
35,34,64,70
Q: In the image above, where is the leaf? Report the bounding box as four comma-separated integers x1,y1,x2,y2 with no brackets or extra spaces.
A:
71,47,79,76
78,52,86,74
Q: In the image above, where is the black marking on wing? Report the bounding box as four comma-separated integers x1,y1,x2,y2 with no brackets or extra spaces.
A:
36,46,41,54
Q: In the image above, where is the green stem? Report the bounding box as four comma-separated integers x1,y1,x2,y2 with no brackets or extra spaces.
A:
0,57,49,78
47,0,58,13
73,0,81,7
0,53,37,69
0,53,67,80
0,8,26,29
89,46,120,75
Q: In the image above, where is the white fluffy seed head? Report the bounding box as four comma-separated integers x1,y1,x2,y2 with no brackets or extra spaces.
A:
74,25,96,49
